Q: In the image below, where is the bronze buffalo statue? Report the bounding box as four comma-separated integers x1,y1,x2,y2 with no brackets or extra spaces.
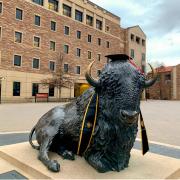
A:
29,54,157,173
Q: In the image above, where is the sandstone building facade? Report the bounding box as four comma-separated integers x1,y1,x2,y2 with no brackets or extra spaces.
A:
146,65,180,100
0,0,146,102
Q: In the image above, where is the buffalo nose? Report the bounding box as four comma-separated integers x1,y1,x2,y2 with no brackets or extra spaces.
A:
121,110,139,120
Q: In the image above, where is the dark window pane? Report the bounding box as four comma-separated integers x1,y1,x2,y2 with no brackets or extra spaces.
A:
88,51,92,59
49,61,55,71
16,8,23,20
97,54,101,61
77,31,81,39
76,66,80,74
51,21,56,31
63,4,71,17
13,82,21,96
33,58,40,69
64,26,69,35
98,38,101,45
136,36,140,44
35,15,41,26
86,15,93,26
34,36,40,47
76,48,81,57
106,41,110,48
15,31,22,43
131,34,134,41
75,10,83,22
0,2,2,14
32,83,39,96
49,85,54,96
64,64,69,73
131,49,135,58
14,55,21,66
88,34,92,43
32,0,44,6
48,0,58,12
50,41,56,51
165,74,171,81
96,19,102,30
64,45,69,54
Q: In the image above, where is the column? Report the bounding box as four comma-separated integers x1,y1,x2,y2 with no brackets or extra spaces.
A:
102,17,106,32
59,0,63,15
72,3,75,19
93,13,96,29
44,0,48,9
83,9,86,25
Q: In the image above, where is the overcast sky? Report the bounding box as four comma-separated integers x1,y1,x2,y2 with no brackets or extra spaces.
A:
91,0,180,66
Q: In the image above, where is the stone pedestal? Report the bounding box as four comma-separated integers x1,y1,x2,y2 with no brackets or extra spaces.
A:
0,142,179,179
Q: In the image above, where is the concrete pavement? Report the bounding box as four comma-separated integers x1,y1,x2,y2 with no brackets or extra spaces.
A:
0,100,180,146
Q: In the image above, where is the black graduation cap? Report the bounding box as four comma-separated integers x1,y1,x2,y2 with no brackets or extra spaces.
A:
105,54,130,61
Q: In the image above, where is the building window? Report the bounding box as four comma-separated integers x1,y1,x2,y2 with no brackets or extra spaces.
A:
64,45,69,54
88,34,92,43
13,82,21,96
136,36,140,44
142,53,145,62
49,61,55,71
14,55,21,66
142,39,145,46
48,0,58,12
98,38,101,46
77,30,81,39
16,8,23,20
131,34,134,41
131,49,135,58
32,58,40,69
76,48,81,57
88,51,92,59
96,19,102,30
64,26,70,35
49,85,54,97
35,15,41,26
97,54,101,61
32,83,39,96
63,4,71,17
15,31,22,43
0,27,2,40
106,26,110,32
50,41,56,51
34,36,40,47
0,2,3,14
51,21,56,31
75,10,83,22
32,0,44,6
106,41,110,48
64,64,69,73
75,66,80,74
86,15,93,26
165,74,171,81
97,70,101,76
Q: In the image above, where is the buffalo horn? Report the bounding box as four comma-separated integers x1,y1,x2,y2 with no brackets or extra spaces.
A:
85,61,100,88
144,63,158,88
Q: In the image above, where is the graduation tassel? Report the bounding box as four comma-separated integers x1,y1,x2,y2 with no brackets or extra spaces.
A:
140,110,149,155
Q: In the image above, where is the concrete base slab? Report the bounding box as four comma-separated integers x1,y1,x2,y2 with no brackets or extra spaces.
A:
0,142,180,179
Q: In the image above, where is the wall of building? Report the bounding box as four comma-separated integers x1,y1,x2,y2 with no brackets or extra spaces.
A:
126,26,146,68
0,0,146,102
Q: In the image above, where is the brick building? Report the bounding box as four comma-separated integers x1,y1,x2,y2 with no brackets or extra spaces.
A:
0,0,146,102
146,64,180,100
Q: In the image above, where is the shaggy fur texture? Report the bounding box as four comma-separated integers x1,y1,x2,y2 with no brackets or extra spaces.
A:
29,60,145,173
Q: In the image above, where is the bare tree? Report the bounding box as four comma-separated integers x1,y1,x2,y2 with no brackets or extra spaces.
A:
41,53,75,100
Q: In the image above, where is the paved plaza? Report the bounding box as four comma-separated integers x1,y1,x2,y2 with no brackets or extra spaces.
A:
0,100,180,146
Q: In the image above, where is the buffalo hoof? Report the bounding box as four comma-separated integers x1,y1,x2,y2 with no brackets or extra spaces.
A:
87,155,109,173
60,150,75,160
48,160,60,172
